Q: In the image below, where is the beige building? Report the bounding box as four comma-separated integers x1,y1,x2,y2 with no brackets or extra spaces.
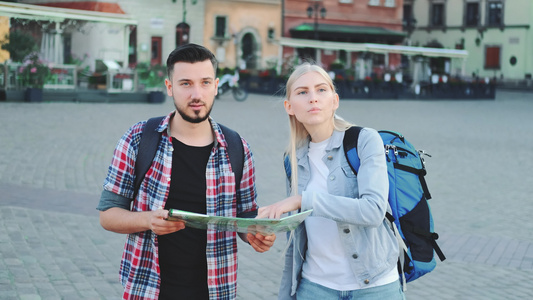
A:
406,0,533,83
204,0,281,71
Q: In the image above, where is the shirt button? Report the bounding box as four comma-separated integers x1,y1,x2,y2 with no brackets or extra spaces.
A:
343,228,350,234
327,155,333,160
364,279,370,284
167,177,171,181
329,175,335,181
352,253,358,259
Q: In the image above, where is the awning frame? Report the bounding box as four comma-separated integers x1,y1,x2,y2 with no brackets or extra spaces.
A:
0,2,137,25
279,37,468,59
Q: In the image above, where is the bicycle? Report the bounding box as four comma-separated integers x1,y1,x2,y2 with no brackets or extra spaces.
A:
216,70,248,102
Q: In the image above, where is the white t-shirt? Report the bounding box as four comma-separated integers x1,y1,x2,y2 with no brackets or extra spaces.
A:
301,138,398,290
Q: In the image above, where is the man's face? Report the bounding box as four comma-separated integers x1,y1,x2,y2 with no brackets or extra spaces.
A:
165,60,219,124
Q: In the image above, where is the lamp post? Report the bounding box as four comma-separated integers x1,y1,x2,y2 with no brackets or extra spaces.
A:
403,17,417,43
307,0,326,40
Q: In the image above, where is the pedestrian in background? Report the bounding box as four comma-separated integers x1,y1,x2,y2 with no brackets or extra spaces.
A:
258,63,404,300
97,43,275,300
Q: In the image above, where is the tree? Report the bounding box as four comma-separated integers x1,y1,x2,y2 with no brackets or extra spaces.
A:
1,30,38,62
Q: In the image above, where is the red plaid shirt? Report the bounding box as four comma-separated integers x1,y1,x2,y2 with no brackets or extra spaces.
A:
103,113,258,299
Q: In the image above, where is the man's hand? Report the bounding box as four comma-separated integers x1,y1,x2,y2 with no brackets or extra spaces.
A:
149,208,186,235
100,207,185,235
247,233,276,253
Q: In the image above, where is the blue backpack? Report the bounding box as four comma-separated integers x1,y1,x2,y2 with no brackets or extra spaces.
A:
343,127,445,285
283,127,445,286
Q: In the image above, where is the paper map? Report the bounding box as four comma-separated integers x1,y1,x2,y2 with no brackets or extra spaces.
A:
166,209,313,235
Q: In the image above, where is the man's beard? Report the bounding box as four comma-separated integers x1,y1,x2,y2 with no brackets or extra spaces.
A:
175,100,214,124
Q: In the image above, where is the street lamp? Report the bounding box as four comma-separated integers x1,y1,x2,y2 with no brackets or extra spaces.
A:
403,18,417,36
307,0,326,40
402,17,417,46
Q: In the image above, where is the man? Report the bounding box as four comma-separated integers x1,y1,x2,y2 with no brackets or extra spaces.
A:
97,44,275,300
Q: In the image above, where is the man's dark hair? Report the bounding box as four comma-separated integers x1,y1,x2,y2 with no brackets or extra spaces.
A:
166,43,218,79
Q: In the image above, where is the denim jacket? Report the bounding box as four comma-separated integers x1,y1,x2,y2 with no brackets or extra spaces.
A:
278,128,399,299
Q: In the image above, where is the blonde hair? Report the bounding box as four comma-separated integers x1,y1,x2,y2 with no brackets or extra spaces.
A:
284,63,353,196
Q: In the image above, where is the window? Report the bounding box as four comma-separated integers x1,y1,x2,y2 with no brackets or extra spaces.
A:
430,3,445,27
403,3,413,26
176,23,190,47
268,28,275,40
488,1,503,26
465,2,479,26
151,36,162,66
339,50,347,64
339,0,353,3
485,46,501,69
368,0,380,6
384,0,395,7
215,16,227,38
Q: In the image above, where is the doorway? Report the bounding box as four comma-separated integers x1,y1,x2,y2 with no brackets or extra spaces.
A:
151,36,162,65
241,33,257,69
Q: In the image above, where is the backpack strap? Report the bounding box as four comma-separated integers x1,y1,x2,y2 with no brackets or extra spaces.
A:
283,153,291,182
219,124,243,193
219,124,256,218
342,126,363,175
133,116,165,200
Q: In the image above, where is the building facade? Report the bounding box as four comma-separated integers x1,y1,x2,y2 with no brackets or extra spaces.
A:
281,0,406,76
13,0,206,70
203,0,281,71
407,0,532,83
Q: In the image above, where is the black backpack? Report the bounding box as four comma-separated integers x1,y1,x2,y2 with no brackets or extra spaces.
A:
133,116,244,201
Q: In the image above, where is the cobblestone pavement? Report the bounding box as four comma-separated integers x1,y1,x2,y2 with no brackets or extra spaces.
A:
1,90,532,299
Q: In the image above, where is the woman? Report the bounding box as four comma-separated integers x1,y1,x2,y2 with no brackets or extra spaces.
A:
258,63,404,300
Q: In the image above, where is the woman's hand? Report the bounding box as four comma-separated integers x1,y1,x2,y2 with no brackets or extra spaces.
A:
247,233,276,253
257,195,302,220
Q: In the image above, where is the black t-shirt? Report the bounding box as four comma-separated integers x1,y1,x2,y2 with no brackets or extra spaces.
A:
158,138,213,300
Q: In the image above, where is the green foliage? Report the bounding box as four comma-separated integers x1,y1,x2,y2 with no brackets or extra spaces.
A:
136,63,166,89
217,67,233,77
330,62,345,70
1,31,38,62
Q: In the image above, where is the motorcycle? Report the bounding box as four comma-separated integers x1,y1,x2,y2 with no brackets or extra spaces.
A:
216,70,248,102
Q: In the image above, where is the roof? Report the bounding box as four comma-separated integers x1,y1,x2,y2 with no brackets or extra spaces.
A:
36,1,126,14
290,23,406,44
0,1,136,25
279,37,468,59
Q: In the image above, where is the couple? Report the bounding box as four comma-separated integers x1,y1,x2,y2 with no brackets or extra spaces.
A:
97,44,404,300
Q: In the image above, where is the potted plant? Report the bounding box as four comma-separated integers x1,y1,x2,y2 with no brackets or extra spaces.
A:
18,52,51,102
136,63,167,103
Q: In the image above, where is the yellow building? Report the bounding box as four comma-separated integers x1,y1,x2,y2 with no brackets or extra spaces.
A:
204,0,281,71
0,16,9,62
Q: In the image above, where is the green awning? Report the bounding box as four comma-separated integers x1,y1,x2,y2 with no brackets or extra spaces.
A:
290,23,406,44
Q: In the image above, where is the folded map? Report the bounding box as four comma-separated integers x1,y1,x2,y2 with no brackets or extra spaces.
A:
166,209,313,235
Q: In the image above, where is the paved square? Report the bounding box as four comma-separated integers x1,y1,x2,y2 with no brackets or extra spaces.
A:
1,90,532,299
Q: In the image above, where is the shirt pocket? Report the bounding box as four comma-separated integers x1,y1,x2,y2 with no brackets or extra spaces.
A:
341,165,356,178
340,165,358,198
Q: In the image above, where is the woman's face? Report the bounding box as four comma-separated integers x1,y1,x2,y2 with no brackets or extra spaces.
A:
284,71,339,128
